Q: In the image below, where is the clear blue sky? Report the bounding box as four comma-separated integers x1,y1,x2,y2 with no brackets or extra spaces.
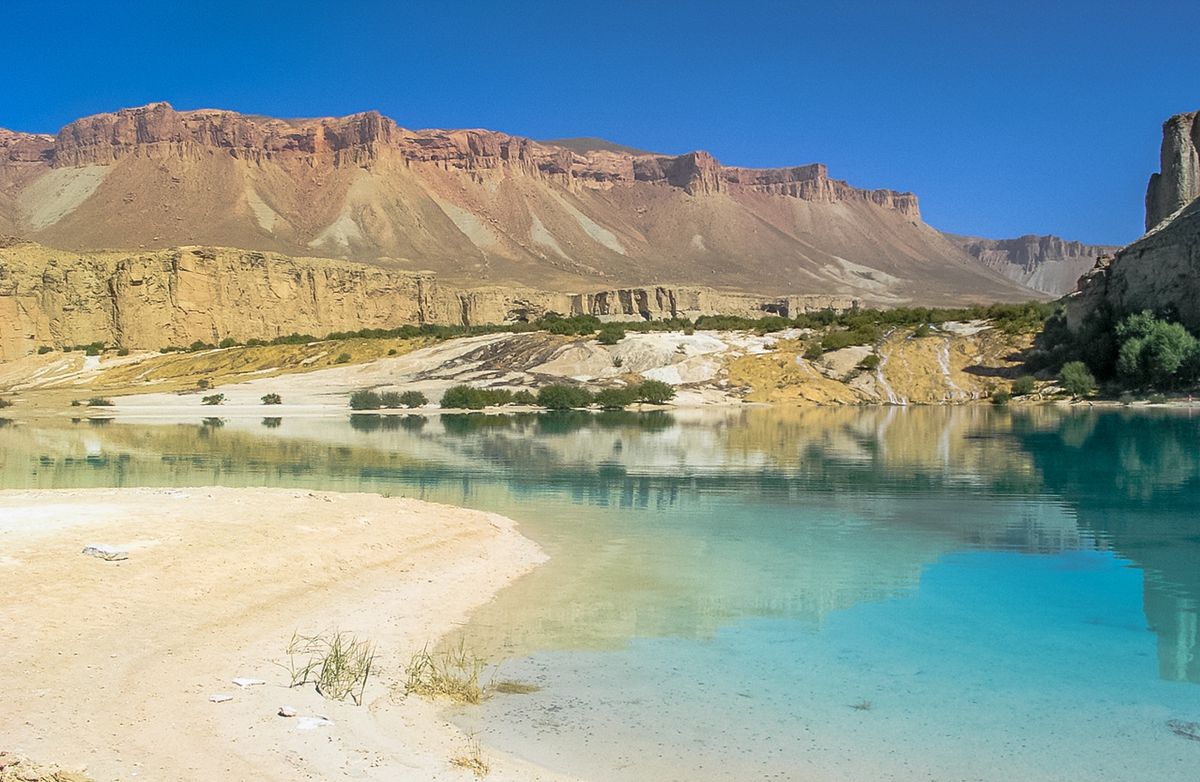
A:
2,0,1196,246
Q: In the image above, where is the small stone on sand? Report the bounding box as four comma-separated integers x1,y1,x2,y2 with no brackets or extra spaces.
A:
81,545,128,562
209,693,234,703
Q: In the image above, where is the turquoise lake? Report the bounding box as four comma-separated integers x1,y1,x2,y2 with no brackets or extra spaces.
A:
1,406,1198,780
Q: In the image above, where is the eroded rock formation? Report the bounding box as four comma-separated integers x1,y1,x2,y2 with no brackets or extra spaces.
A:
0,242,857,359
1069,109,1200,332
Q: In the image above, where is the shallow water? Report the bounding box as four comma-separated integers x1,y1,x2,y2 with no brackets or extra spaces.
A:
2,406,1198,779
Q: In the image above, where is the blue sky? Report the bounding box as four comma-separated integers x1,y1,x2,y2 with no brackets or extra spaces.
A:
2,0,1196,245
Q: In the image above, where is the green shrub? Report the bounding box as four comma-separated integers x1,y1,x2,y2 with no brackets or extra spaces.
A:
1114,311,1199,387
594,387,638,410
912,323,933,338
1119,392,1135,406
189,340,214,351
512,389,537,405
116,347,130,356
197,378,210,390
218,337,239,349
261,393,282,405
350,389,382,410
0,397,11,409
1011,375,1036,396
387,348,398,356
379,391,403,408
398,390,428,408
1148,393,1168,404
597,325,626,345
85,345,102,356
87,397,115,407
440,385,515,409
635,379,676,405
1059,361,1096,398
36,345,53,355
991,390,1011,406
201,393,225,406
335,352,352,364
536,384,594,410
858,354,881,372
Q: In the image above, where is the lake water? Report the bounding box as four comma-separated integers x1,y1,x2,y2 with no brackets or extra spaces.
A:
2,406,1198,780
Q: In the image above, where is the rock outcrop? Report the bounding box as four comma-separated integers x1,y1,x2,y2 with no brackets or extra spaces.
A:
0,102,1036,306
1145,110,1200,231
948,233,1118,296
1069,109,1200,333
0,242,857,359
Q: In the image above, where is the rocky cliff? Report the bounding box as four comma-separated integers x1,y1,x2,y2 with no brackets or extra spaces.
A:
0,241,856,359
0,102,1035,306
947,234,1118,296
1069,109,1200,332
1145,110,1200,231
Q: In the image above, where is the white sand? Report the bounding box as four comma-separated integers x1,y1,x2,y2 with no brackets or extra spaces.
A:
0,488,573,781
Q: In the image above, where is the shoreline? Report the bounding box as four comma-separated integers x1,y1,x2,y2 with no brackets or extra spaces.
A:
0,487,573,781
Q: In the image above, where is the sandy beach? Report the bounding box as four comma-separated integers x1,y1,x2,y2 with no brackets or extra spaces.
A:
0,487,571,781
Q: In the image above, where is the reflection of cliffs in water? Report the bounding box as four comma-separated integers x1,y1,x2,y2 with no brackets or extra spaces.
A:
1014,411,1200,683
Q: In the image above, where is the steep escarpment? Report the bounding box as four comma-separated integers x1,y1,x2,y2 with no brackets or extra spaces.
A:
948,234,1118,295
1070,109,1200,333
1145,110,1200,231
0,241,856,359
0,102,1035,305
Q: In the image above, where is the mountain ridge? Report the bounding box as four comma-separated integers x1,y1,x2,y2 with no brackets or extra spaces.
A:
0,101,1038,305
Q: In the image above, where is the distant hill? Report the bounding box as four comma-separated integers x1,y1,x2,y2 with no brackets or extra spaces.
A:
946,233,1119,296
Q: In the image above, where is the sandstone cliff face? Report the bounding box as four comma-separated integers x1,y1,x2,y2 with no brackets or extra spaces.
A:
1145,111,1200,231
0,102,1035,305
1069,109,1200,333
948,234,1118,296
0,242,857,359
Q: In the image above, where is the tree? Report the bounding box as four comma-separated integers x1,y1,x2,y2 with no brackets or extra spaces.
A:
1114,312,1199,387
1059,361,1096,398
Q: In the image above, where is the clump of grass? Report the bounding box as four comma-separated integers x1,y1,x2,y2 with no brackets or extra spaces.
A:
850,699,873,711
284,631,377,706
201,393,225,406
87,397,114,407
261,392,282,405
451,734,490,777
334,352,352,364
403,640,485,704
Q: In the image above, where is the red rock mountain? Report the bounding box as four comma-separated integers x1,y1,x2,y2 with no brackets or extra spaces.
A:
0,102,1039,304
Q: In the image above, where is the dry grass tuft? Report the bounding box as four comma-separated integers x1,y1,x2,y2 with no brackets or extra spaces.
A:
283,631,377,705
403,640,486,704
450,735,490,777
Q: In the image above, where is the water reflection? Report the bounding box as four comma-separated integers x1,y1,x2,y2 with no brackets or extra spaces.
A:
1,406,1198,684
